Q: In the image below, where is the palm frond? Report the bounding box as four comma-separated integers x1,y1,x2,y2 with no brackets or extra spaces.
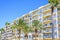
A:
5,22,10,25
48,0,59,6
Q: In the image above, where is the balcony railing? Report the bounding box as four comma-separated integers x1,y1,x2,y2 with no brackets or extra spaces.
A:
43,20,52,24
58,11,60,14
43,34,52,38
44,26,52,28
43,9,51,14
44,28,52,32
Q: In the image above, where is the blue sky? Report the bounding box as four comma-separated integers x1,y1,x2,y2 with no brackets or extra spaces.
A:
0,0,48,28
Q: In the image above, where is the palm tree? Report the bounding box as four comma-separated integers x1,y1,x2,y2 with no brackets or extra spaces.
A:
13,18,27,40
23,24,34,40
48,0,59,40
38,22,43,40
23,25,29,40
0,28,5,34
5,22,10,40
5,22,10,29
5,22,10,25
11,24,16,40
11,25,15,34
32,20,43,40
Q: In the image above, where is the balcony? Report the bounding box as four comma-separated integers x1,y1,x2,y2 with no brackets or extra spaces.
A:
44,28,52,31
43,18,52,22
44,35,52,38
44,26,52,28
43,20,52,24
58,20,60,25
58,11,60,14
44,38,52,40
31,12,36,15
43,15,51,19
43,12,56,20
23,14,30,18
43,33,52,38
32,14,39,18
43,17,52,21
24,19,29,23
43,9,51,14
57,14,60,18
58,18,60,20
43,28,52,34
43,31,52,34
24,17,29,20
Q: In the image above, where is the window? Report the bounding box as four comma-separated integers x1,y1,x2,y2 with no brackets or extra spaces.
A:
59,34,60,38
30,18,32,20
57,8,60,11
50,23,53,25
53,20,57,25
54,27,57,31
58,27,60,30
54,32,57,38
44,24,47,26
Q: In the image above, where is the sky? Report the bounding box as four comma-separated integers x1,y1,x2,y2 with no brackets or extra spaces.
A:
0,0,48,28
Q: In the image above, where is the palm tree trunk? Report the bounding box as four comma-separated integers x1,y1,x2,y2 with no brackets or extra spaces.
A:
12,30,16,40
25,33,28,40
18,29,21,40
35,28,38,40
35,33,37,40
51,6,54,40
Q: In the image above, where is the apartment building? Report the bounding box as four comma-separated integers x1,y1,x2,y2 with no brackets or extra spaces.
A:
1,4,60,40
1,24,20,40
42,4,60,40
15,4,60,40
1,25,13,40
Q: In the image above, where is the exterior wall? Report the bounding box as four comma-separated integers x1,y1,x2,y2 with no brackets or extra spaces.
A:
57,6,60,39
42,4,60,40
1,4,60,40
1,25,13,40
